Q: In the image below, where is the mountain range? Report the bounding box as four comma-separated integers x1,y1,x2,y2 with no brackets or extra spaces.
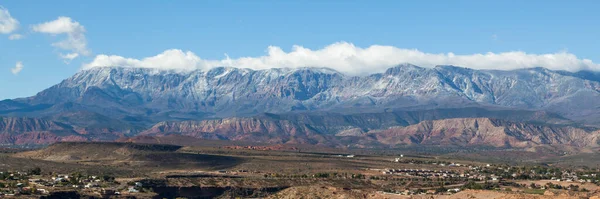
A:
2,64,600,148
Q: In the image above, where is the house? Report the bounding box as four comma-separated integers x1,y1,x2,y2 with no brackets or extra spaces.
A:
57,174,69,179
346,154,355,158
128,187,139,193
54,177,68,183
28,178,44,185
85,183,99,188
101,189,116,197
447,188,460,192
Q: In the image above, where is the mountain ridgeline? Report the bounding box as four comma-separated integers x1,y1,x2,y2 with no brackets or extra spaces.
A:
2,64,600,148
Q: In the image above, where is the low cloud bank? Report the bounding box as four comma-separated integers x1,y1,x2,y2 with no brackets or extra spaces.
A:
83,42,600,75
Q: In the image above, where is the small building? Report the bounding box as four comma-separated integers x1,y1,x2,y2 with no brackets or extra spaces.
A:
54,177,67,183
85,183,99,188
101,189,116,197
128,187,139,193
447,188,460,193
28,179,43,183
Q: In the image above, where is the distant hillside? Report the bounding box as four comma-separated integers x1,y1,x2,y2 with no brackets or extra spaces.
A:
16,142,243,170
0,107,574,146
0,117,85,145
116,135,273,147
16,142,182,161
367,118,600,148
4,64,600,127
0,117,126,145
3,64,600,149
141,116,600,149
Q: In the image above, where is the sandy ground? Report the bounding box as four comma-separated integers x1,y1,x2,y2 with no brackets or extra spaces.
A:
266,186,372,199
517,180,600,191
268,187,600,199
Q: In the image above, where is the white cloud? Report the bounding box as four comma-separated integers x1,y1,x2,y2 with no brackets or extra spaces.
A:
82,42,600,75
0,6,19,34
60,53,79,60
32,17,90,60
8,33,22,40
11,61,23,75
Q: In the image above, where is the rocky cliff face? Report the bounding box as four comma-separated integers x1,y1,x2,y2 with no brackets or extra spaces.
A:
0,117,67,132
0,117,82,145
0,107,575,146
140,116,600,148
0,117,124,145
141,117,332,145
370,118,600,148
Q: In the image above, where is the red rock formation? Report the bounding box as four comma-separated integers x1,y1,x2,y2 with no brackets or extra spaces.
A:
141,117,335,146
0,117,114,145
141,117,600,149
371,118,600,148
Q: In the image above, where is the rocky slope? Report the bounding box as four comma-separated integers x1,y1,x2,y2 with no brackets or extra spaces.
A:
0,117,125,145
3,64,600,125
2,64,600,147
369,118,600,148
0,107,574,146
140,115,600,148
0,117,83,145
141,117,332,145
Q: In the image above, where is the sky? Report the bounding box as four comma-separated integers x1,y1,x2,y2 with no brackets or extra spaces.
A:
0,0,599,100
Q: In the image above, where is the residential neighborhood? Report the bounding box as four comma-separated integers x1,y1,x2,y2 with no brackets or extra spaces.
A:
0,168,147,197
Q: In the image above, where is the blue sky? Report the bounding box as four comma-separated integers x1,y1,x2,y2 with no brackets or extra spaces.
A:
0,0,599,100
